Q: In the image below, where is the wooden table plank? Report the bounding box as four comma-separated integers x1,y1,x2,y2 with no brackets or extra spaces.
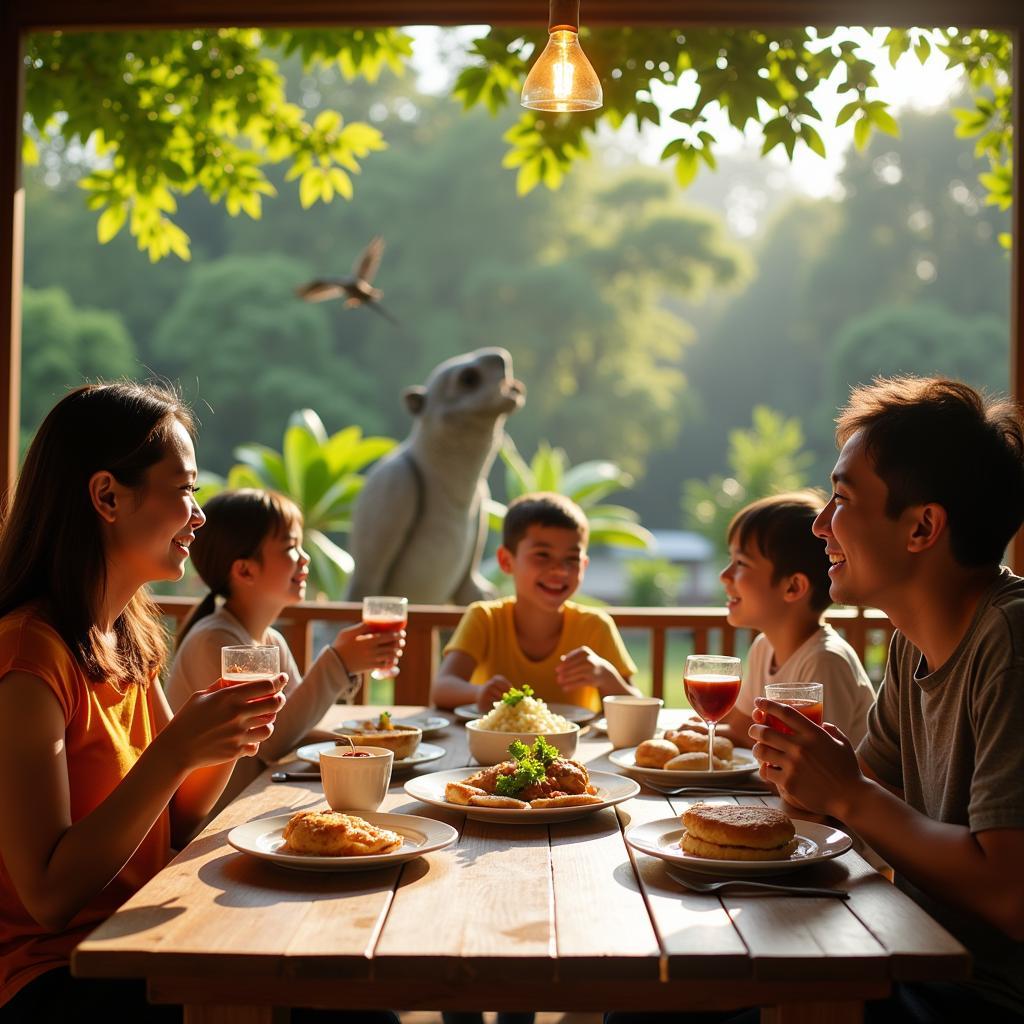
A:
550,807,661,980
373,817,556,983
616,793,751,983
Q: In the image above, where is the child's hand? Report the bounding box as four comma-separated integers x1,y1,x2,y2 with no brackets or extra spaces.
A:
478,675,512,712
333,621,406,676
556,646,625,695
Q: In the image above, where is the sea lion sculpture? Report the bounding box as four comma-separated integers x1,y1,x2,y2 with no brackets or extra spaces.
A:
347,348,525,604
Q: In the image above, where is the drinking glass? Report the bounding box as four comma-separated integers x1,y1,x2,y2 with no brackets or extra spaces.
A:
763,682,824,734
684,654,742,771
221,645,280,686
362,596,408,680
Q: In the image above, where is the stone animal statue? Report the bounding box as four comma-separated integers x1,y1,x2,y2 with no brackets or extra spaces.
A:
347,348,525,604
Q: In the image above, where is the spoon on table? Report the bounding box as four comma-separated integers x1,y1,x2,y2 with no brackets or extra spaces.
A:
271,769,321,782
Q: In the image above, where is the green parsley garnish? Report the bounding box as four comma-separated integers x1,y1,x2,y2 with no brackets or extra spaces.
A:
501,684,535,707
494,737,562,797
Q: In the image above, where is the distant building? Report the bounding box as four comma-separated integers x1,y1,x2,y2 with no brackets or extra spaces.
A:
583,530,719,605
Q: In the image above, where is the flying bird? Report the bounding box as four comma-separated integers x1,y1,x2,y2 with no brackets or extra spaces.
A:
295,236,399,324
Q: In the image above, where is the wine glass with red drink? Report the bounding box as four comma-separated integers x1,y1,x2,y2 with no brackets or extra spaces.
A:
684,654,742,771
362,596,408,680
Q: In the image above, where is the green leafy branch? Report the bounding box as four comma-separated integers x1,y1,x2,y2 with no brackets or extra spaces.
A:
24,28,404,260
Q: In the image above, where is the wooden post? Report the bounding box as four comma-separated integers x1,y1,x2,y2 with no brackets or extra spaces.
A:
0,7,23,513
1013,26,1024,572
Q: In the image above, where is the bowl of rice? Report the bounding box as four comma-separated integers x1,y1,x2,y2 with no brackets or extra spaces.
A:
466,686,579,765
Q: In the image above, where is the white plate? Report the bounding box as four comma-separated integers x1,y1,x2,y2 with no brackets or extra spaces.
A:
609,746,760,785
453,702,597,725
405,768,639,823
228,810,458,872
625,817,853,876
296,740,446,772
337,714,451,738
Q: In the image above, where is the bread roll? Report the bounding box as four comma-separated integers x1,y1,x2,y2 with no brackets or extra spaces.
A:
663,751,732,772
666,729,733,760
635,739,679,768
680,803,796,861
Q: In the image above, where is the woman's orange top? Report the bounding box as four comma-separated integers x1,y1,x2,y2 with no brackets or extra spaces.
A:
0,607,171,1007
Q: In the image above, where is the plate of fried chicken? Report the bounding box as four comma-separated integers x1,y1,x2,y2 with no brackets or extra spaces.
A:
404,737,639,823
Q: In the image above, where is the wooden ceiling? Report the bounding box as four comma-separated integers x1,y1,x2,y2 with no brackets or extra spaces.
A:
11,0,1024,31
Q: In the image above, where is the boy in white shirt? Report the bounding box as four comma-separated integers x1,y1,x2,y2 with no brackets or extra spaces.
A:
718,491,876,746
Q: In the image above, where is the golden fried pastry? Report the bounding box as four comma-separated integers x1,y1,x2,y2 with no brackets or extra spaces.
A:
469,794,531,809
666,729,734,761
663,751,733,772
529,794,603,808
635,739,680,768
446,781,486,805
282,810,403,857
680,803,796,861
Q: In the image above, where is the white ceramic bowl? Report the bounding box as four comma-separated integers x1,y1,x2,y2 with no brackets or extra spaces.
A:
465,719,579,765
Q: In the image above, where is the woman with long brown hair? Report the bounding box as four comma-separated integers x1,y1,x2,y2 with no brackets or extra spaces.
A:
0,383,286,1019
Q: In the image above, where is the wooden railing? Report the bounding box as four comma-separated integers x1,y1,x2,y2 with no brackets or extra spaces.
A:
155,597,894,704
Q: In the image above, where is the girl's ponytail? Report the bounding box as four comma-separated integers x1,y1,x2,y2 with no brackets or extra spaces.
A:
177,589,220,644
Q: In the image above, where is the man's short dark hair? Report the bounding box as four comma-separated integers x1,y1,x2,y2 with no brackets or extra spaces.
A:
502,492,589,552
728,491,832,613
836,377,1024,568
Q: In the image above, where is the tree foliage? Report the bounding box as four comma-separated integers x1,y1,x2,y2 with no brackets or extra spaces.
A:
23,26,1013,263
20,286,138,443
455,27,1011,219
682,406,814,558
24,29,406,259
199,409,397,597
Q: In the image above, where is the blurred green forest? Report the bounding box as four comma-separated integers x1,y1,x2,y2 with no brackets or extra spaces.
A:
22,52,1010,533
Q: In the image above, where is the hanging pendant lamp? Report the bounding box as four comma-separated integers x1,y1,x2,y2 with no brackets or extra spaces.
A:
521,0,603,113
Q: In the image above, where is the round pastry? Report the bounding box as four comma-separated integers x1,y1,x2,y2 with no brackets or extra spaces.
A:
282,810,402,856
663,751,733,772
635,739,680,768
680,803,796,861
666,729,734,761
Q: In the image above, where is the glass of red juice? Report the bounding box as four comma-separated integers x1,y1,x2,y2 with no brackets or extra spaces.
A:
763,682,824,734
683,655,742,771
362,596,408,680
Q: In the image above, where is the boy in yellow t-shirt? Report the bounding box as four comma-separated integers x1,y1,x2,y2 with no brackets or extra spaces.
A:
432,493,639,713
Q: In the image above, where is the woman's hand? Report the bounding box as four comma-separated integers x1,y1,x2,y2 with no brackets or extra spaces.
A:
333,622,406,676
158,673,287,772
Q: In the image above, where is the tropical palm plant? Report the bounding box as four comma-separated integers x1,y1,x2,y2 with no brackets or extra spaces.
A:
488,439,654,550
198,409,397,598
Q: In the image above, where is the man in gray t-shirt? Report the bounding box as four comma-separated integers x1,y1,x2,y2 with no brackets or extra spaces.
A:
749,377,1024,1020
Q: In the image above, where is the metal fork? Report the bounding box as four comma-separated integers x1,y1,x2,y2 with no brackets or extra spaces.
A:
644,784,773,797
666,867,848,898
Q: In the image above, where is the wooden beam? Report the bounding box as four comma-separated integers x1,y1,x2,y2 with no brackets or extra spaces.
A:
0,7,23,513
1014,28,1024,573
13,0,1024,31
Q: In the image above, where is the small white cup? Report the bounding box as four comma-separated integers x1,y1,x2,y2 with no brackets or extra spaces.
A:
603,695,664,749
320,746,394,812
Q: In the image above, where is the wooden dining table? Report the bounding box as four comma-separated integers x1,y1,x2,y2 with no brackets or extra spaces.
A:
73,705,968,1024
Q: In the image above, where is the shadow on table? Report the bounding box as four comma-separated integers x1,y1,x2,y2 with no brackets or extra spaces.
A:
84,900,185,940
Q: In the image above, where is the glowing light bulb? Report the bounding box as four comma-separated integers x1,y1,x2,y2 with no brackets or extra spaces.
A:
521,4,602,113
